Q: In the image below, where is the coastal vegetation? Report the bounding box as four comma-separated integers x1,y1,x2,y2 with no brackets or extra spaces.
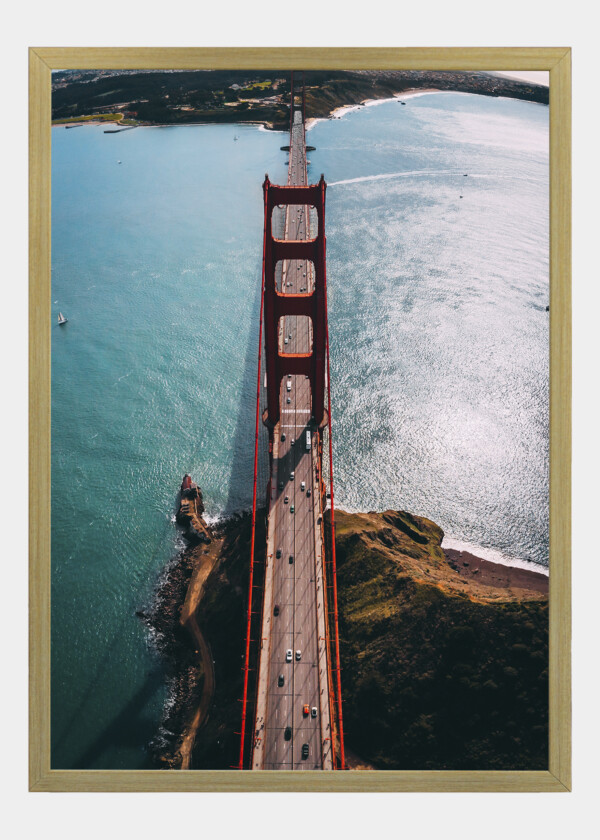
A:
331,510,548,770
52,69,548,129
144,510,266,769
149,505,548,770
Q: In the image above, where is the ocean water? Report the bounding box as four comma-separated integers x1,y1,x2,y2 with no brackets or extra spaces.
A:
51,92,548,769
311,93,549,569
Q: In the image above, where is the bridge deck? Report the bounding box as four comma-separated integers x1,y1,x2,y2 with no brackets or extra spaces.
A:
251,109,333,770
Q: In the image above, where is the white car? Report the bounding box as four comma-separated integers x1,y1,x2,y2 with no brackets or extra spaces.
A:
286,649,293,663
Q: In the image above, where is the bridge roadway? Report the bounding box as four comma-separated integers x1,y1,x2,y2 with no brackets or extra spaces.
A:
251,109,334,770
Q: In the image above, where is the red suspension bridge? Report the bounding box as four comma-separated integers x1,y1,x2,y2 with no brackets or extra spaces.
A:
238,72,345,770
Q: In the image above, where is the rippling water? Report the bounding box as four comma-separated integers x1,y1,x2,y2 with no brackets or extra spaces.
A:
51,92,548,768
312,93,549,569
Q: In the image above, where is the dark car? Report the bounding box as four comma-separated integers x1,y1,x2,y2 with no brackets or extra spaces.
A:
281,433,286,442
301,743,309,759
274,604,280,616
279,480,284,490
276,548,282,559
289,555,294,564
278,674,284,687
306,488,311,498
284,726,292,741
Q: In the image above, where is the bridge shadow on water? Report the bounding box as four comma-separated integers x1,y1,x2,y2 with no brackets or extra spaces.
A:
52,608,167,769
53,234,272,770
221,251,270,519
70,668,164,769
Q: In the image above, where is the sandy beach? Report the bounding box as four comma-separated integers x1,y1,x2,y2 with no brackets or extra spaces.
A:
306,88,441,130
444,548,548,595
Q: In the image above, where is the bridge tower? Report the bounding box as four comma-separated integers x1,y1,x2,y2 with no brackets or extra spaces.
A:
261,175,328,429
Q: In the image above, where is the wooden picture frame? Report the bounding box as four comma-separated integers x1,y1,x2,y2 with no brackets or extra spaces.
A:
30,46,571,792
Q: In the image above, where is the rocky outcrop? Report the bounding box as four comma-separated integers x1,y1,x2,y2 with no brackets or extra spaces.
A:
176,475,212,543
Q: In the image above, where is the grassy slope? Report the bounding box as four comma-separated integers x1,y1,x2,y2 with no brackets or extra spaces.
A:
155,507,548,770
333,510,548,770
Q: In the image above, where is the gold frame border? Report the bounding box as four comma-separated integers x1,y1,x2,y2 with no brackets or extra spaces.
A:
30,47,571,793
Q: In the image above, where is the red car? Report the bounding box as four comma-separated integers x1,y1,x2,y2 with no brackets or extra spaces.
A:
303,704,310,716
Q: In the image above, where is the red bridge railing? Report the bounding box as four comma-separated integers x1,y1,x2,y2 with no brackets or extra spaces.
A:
237,178,268,770
238,71,345,770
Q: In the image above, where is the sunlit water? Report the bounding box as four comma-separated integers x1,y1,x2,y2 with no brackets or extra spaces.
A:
51,92,548,768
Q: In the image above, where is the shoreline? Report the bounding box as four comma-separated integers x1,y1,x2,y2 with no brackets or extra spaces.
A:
192,506,549,580
306,88,440,130
54,83,548,135
443,548,548,595
442,535,548,576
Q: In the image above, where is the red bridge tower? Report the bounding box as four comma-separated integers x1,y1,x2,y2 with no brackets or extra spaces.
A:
261,175,329,429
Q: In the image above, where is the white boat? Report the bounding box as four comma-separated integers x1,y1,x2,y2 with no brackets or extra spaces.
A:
58,312,68,325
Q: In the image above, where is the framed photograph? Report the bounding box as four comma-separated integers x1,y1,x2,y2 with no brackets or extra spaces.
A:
30,47,571,792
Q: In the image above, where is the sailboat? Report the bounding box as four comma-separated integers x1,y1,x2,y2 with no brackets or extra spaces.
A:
58,312,68,325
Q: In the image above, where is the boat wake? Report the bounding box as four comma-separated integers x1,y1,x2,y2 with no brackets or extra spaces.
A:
329,169,467,187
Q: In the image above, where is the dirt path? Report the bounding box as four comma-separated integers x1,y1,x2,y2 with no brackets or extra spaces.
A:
178,539,224,769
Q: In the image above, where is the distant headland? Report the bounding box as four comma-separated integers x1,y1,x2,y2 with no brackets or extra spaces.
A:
51,69,549,130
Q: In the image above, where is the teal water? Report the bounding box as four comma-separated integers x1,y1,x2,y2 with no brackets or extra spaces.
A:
51,93,548,769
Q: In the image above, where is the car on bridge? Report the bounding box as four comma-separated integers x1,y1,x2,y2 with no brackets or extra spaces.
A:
274,604,280,616
284,496,289,504
295,650,301,661
289,555,294,564
290,505,295,513
285,727,292,741
301,743,309,759
286,649,293,662
278,674,284,686
303,704,310,716
311,706,317,718
276,548,282,558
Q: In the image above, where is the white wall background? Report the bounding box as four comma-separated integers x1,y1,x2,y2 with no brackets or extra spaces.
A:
1,1,597,835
